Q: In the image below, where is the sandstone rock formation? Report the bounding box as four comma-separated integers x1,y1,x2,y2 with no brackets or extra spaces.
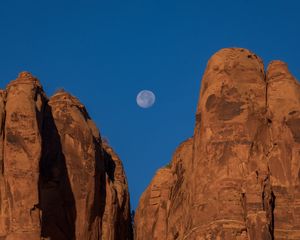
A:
135,48,300,240
0,72,132,240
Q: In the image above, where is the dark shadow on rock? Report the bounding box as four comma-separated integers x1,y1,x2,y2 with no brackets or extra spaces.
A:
103,148,116,182
102,146,134,239
87,136,107,237
38,103,76,240
270,191,276,240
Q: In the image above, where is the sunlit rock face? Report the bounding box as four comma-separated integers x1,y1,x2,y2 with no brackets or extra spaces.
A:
135,48,300,240
0,72,133,240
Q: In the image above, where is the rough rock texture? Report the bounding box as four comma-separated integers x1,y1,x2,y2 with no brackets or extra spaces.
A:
101,142,132,239
0,73,132,240
135,48,300,240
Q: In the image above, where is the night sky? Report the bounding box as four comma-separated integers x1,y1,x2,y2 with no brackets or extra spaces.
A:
0,0,299,209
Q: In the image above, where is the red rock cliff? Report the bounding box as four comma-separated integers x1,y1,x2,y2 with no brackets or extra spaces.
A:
0,72,133,240
135,48,300,240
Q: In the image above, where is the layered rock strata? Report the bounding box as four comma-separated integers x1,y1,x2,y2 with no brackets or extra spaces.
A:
135,48,300,240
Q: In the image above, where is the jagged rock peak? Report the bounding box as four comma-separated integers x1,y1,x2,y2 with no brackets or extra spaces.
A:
204,48,265,75
266,60,298,82
18,71,35,79
50,89,91,117
135,48,300,240
7,71,42,89
50,90,84,106
0,72,133,240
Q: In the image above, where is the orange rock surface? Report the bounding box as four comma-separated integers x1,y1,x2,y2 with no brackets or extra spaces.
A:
135,48,300,240
0,73,133,240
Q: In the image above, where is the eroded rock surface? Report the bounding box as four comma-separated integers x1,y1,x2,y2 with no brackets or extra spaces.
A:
0,73,132,240
135,48,300,240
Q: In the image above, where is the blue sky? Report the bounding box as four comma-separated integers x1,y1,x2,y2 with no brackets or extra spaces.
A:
0,0,299,209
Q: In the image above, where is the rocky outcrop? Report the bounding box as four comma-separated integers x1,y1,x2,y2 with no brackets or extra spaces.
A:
135,48,300,240
134,138,193,240
0,73,132,240
101,142,132,239
2,73,45,240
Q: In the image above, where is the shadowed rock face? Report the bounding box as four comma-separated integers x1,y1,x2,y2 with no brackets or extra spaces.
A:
0,73,133,240
135,48,300,240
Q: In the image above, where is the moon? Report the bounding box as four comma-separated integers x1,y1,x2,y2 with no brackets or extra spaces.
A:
136,90,156,108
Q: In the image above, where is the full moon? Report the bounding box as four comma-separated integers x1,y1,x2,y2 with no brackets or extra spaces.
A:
136,90,156,108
